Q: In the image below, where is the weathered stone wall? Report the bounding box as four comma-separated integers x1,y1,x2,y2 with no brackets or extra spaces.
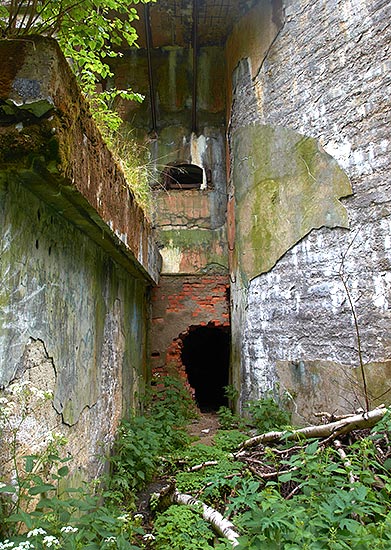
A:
0,37,160,478
0,179,149,475
227,0,391,422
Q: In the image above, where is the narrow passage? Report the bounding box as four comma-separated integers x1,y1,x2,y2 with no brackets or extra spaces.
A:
181,326,230,412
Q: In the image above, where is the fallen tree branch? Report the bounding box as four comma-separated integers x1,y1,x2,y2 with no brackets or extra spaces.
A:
334,439,356,485
248,466,298,480
188,460,219,472
238,406,387,451
314,412,356,422
172,491,240,547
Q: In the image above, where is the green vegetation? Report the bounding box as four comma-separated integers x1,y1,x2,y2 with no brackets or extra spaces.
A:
102,126,155,216
0,0,155,211
0,0,151,126
2,378,391,549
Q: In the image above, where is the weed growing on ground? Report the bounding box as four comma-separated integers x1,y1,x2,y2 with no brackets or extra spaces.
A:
152,505,215,550
3,378,391,550
106,375,196,508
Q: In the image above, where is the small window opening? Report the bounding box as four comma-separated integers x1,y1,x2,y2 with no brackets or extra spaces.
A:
164,163,207,189
181,325,230,411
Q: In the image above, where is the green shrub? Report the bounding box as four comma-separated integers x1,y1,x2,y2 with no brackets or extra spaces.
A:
153,505,215,550
244,393,291,433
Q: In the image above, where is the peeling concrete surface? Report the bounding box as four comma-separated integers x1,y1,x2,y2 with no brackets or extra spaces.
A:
0,178,149,429
232,124,352,280
227,0,391,418
0,37,155,479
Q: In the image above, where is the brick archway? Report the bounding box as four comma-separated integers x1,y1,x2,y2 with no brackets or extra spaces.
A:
180,323,230,411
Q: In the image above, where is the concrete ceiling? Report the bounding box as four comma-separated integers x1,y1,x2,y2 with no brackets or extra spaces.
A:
133,0,260,48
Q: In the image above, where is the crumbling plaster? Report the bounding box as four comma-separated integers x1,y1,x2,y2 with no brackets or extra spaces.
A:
0,37,157,478
227,0,391,421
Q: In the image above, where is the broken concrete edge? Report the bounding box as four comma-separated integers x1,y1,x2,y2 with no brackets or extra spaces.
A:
0,36,162,284
2,164,161,284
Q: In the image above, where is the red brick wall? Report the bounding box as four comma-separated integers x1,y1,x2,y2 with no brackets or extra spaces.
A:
150,274,230,394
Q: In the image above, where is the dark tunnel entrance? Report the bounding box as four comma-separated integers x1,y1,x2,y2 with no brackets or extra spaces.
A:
181,325,230,411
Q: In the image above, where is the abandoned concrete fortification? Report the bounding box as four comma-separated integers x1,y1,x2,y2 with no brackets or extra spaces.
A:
0,0,390,478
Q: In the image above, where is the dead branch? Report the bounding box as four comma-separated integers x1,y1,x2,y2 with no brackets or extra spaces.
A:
149,484,240,546
238,406,387,451
339,234,370,412
188,461,218,472
314,412,356,422
248,466,298,480
172,491,240,547
285,484,302,500
334,440,356,485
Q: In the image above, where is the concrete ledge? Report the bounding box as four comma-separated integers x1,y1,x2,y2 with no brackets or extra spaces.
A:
0,36,161,284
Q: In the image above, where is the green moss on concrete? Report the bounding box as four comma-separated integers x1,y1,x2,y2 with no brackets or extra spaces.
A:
157,47,192,113
232,124,352,281
198,47,226,114
158,227,228,274
159,228,216,247
0,176,149,426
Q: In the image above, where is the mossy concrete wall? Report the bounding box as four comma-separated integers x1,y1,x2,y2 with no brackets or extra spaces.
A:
0,37,160,478
226,0,391,422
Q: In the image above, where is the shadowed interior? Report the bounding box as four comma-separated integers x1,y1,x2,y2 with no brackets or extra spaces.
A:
181,325,230,411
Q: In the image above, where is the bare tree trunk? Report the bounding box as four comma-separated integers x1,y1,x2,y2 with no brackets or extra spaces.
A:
172,491,240,547
238,406,387,451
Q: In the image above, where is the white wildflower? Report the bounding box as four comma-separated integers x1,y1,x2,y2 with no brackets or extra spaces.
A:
8,380,31,395
117,513,130,522
0,540,15,550
104,537,116,543
30,387,46,400
0,400,15,416
143,534,155,541
60,526,78,534
42,536,59,548
16,542,34,550
27,528,47,538
134,513,143,521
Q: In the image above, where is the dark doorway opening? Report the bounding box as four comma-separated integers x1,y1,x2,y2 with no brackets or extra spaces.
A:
181,325,230,411
163,164,204,189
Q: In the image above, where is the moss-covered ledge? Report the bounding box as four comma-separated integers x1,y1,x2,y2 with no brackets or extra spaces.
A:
0,36,161,284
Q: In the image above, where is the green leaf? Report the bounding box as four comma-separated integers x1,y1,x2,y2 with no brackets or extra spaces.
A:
305,440,319,455
278,472,292,482
7,511,34,528
339,518,361,533
28,483,56,495
0,484,16,493
25,455,35,472
57,465,70,477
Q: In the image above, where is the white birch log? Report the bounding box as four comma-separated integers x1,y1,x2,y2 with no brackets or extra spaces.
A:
172,490,240,547
238,406,387,451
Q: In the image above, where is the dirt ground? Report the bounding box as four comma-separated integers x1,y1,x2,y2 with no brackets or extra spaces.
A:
187,411,221,446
